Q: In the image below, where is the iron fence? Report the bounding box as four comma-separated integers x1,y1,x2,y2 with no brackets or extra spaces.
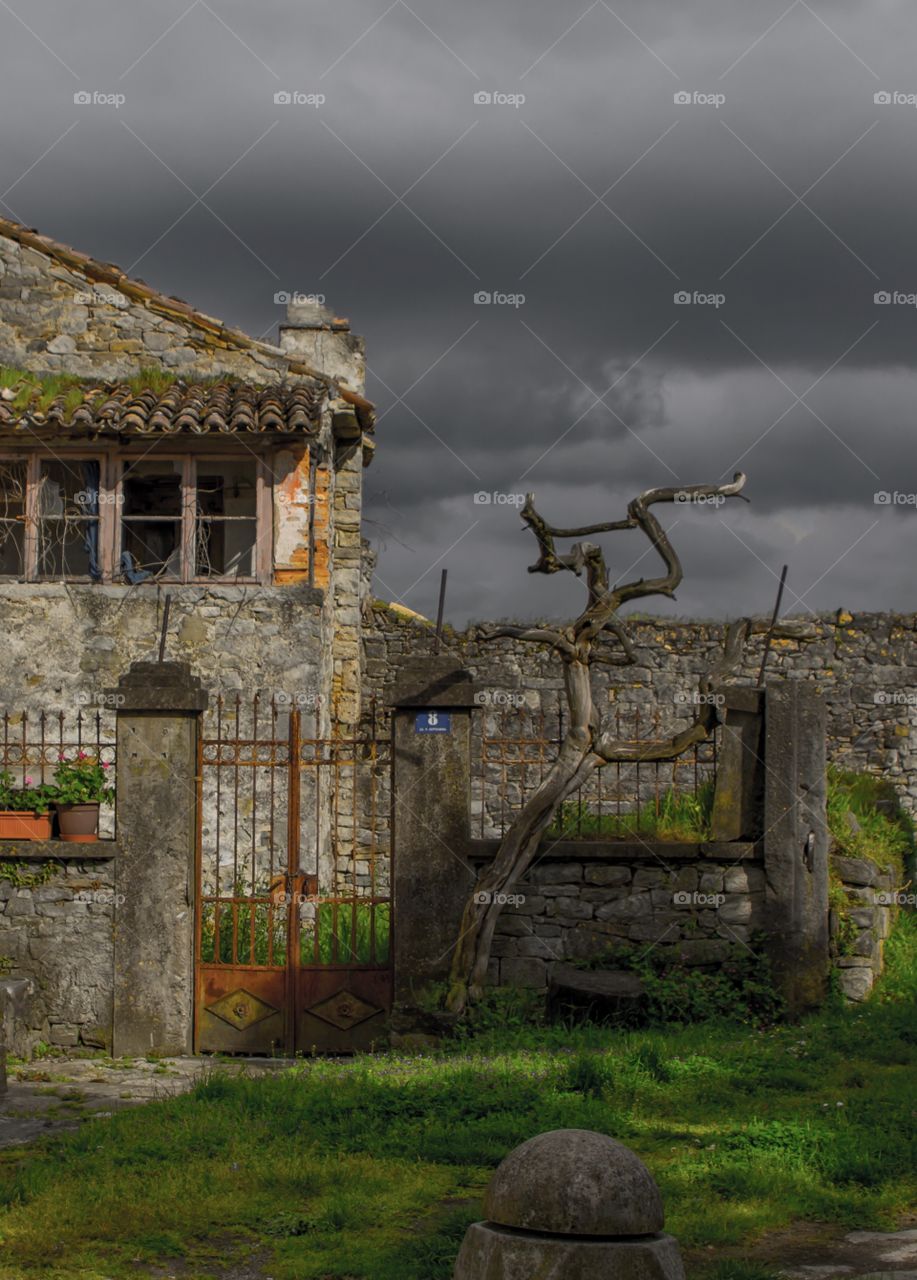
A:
0,708,117,838
472,704,717,841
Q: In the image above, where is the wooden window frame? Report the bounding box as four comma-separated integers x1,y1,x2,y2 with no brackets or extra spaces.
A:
0,443,274,585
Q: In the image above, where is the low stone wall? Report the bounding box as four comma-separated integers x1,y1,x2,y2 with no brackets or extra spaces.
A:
830,853,899,1001
0,853,115,1053
474,842,766,989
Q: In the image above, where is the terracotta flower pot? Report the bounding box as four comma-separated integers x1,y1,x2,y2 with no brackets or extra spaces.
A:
56,802,100,843
0,810,53,840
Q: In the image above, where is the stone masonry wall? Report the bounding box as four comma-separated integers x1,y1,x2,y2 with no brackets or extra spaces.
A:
365,604,917,814
0,230,294,382
830,853,899,1002
0,858,114,1050
0,581,327,714
482,851,765,990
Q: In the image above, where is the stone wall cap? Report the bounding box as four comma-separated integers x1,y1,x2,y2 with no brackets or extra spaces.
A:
110,661,209,712
722,687,764,714
483,1129,664,1237
393,657,476,708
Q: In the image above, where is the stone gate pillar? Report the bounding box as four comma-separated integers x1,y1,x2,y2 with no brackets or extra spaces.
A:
762,680,829,1016
109,661,208,1056
391,657,476,1006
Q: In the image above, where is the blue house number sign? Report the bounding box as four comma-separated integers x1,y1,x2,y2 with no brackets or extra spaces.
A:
414,710,452,734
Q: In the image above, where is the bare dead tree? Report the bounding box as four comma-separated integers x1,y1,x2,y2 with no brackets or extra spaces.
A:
446,472,753,1014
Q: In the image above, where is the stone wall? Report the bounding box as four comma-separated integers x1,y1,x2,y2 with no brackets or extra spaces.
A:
0,581,327,714
0,856,114,1050
0,228,294,382
480,847,766,990
365,604,917,813
830,853,899,1002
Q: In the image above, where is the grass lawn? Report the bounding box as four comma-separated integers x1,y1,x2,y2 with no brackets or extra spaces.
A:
0,916,915,1280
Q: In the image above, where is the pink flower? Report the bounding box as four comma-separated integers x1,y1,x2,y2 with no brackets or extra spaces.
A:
101,762,110,769
24,776,33,786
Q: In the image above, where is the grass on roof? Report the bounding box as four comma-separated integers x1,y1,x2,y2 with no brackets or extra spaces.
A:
0,365,226,418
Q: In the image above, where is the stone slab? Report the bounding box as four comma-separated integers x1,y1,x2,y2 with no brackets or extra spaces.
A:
547,964,646,1024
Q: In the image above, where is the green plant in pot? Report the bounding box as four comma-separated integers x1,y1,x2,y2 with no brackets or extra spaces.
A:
52,753,114,843
0,769,56,840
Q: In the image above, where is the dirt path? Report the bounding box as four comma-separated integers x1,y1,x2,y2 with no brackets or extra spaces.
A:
686,1220,917,1279
0,1054,293,1148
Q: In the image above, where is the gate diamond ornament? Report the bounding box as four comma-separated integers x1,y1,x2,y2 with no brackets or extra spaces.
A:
207,988,278,1031
308,989,380,1030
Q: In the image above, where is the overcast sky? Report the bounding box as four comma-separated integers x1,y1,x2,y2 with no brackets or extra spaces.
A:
2,0,916,623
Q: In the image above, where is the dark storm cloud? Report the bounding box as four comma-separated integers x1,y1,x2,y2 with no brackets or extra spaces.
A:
2,0,917,620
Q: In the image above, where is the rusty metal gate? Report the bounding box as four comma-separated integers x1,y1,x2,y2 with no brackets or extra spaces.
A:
194,698,392,1055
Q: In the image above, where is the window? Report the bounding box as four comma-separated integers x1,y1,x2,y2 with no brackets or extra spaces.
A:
195,460,258,579
0,460,26,576
121,459,183,580
119,456,260,582
0,449,270,584
37,459,102,580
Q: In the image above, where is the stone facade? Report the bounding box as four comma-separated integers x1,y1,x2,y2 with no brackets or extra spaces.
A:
0,218,370,733
1,225,299,382
0,582,326,713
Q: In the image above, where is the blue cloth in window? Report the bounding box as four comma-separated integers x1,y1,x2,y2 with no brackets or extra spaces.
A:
120,551,151,584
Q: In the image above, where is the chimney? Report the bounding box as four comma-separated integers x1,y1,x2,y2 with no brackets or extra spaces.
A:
278,296,365,393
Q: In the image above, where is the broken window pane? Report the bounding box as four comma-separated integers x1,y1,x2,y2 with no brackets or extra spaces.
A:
0,460,26,577
195,461,258,578
121,459,183,580
37,459,101,580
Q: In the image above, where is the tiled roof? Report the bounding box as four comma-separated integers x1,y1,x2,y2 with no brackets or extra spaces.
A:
0,216,374,431
0,378,329,435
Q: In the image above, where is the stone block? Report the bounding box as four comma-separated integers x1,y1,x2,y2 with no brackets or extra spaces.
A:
584,865,631,886
838,967,874,1001
48,1024,79,1047
531,862,583,884
633,869,668,889
46,334,76,354
672,866,699,893
553,897,594,920
515,936,563,960
832,855,876,886
595,892,651,922
718,896,753,924
4,896,34,917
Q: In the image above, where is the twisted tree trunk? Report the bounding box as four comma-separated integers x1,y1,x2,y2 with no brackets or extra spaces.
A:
445,474,752,1015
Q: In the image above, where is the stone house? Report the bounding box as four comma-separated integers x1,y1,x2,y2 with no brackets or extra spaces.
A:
0,214,374,728
0,218,390,1057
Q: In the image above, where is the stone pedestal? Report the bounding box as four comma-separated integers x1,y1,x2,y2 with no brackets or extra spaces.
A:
454,1128,685,1280
391,657,476,1006
109,661,208,1057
